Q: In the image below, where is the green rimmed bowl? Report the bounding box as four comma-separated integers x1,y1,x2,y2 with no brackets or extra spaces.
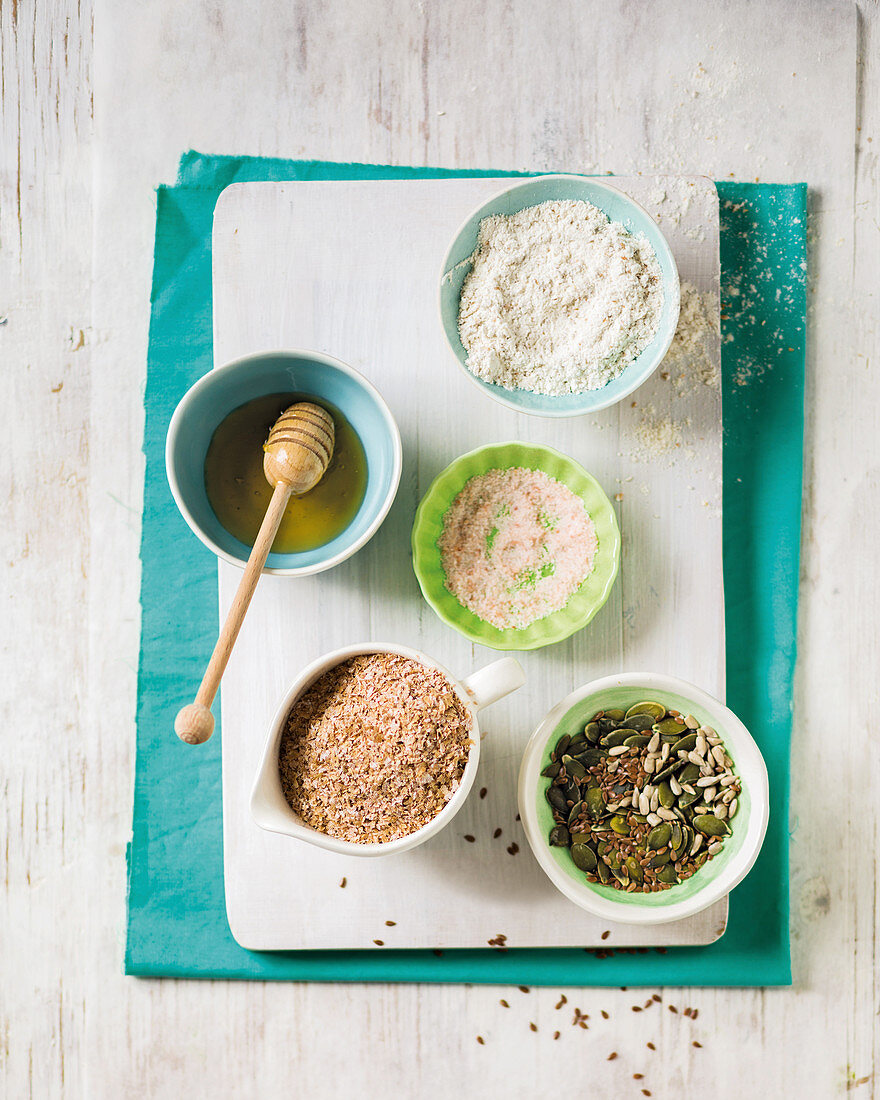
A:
411,442,620,651
518,673,770,926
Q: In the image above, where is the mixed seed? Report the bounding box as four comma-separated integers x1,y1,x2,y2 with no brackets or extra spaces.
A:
542,700,742,892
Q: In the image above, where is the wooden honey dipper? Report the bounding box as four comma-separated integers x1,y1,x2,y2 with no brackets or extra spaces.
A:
175,401,335,745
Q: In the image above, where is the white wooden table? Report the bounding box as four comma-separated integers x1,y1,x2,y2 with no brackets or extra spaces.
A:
2,1,876,1096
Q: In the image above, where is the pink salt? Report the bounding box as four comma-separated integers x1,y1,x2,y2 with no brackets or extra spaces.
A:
438,467,598,630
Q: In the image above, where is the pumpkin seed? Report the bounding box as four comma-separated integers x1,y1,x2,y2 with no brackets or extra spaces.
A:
562,755,587,780
693,814,731,838
604,708,626,722
585,787,606,820
574,747,605,768
610,815,630,836
657,781,675,809
647,822,672,849
541,761,562,778
677,788,700,809
600,728,631,748
547,786,568,813
655,718,688,738
679,762,702,784
626,713,656,731
571,843,598,872
670,732,699,755
553,733,571,760
584,721,601,743
567,732,587,750
570,831,592,845
625,856,643,883
567,800,584,828
656,864,680,884
625,701,666,721
549,824,570,846
623,733,652,748
649,850,671,868
563,777,580,803
653,757,686,783
596,860,612,885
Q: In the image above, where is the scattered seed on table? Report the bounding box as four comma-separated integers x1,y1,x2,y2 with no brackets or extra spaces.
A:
601,930,610,940
476,1036,485,1045
652,994,662,1002
432,949,443,957
693,1040,702,1048
642,1091,652,1098
634,1074,644,1080
647,1041,656,1050
499,999,509,1008
529,1022,538,1032
553,1030,560,1040
515,813,521,822
373,939,384,946
601,1010,610,1019
493,828,502,839
684,1007,692,1017
518,985,530,994
668,1005,678,1013
479,787,487,799
692,1009,699,1020
555,995,568,1009
385,920,396,926
507,843,520,855
607,1052,618,1061
632,1005,643,1012
339,877,347,888
464,835,476,843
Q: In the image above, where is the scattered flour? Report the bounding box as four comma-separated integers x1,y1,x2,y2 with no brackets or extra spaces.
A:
660,281,721,393
457,200,663,396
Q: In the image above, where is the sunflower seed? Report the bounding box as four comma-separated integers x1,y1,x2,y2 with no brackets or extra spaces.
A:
690,833,703,856
646,812,662,826
608,745,630,757
684,714,700,729
650,789,660,813
714,804,728,820
660,742,671,763
669,776,682,796
711,745,727,767
728,798,739,818
687,750,705,767
720,774,738,787
644,756,656,774
696,775,718,788
647,732,660,754
639,792,650,815
656,808,677,822
707,841,723,855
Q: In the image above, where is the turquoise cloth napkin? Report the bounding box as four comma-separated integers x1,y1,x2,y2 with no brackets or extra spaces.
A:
127,153,804,984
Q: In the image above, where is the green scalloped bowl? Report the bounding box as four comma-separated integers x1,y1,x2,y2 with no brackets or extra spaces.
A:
411,442,621,651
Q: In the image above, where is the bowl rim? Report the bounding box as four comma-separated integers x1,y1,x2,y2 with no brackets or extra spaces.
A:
165,348,403,577
249,642,485,857
517,671,770,925
411,440,621,651
437,173,681,419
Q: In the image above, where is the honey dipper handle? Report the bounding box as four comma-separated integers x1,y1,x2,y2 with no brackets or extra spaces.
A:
174,480,294,744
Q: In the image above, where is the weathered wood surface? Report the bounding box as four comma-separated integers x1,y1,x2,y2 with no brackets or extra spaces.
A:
2,0,876,1096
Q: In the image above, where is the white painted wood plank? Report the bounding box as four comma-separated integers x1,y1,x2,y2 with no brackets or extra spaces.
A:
213,175,725,950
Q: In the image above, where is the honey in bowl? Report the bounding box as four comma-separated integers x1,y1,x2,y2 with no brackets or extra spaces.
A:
204,393,367,553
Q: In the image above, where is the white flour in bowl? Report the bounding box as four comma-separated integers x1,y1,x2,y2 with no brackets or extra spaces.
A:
457,200,664,396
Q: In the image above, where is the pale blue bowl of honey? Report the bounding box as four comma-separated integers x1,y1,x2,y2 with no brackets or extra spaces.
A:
166,350,403,576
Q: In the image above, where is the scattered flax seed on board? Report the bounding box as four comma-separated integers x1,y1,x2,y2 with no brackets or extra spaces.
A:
507,842,520,856
652,994,662,1003
493,828,503,839
693,1041,703,1049
555,995,568,1009
669,1005,678,1013
339,877,346,888
278,654,472,843
634,1074,644,1080
479,787,488,799
647,1042,656,1051
518,986,530,994
373,939,384,946
385,920,396,927
529,1023,538,1032
499,999,510,1008
607,1052,618,1061
476,1036,485,1045
464,835,476,843
601,930,611,940
553,1031,561,1041
601,1010,610,1019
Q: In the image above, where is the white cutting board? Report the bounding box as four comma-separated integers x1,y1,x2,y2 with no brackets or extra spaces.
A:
212,176,725,951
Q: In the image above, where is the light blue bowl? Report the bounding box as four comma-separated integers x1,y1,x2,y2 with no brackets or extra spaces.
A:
439,175,681,418
165,350,402,576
